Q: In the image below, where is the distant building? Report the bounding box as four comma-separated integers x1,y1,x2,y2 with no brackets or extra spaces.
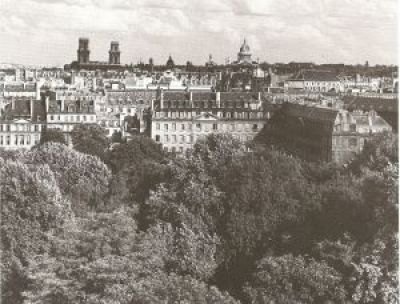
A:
286,70,341,92
236,38,253,65
109,41,121,65
1,82,40,99
166,55,175,70
67,38,123,71
151,90,268,153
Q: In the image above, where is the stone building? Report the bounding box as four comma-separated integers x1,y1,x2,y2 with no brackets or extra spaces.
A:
96,89,156,135
151,90,268,153
286,70,341,92
44,89,97,143
0,97,45,150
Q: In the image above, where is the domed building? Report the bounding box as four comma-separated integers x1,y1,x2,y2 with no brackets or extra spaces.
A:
166,55,175,70
236,38,253,64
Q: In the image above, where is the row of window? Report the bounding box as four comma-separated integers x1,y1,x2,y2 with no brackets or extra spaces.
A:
155,122,261,132
49,114,95,123
0,134,40,146
0,124,41,132
99,120,121,127
304,82,340,86
154,111,263,119
162,101,256,109
99,107,141,114
155,133,255,144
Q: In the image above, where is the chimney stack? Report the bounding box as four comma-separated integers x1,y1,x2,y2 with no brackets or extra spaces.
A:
45,96,49,112
160,88,164,109
30,98,34,119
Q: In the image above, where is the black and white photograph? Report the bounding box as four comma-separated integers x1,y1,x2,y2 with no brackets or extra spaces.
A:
0,0,398,303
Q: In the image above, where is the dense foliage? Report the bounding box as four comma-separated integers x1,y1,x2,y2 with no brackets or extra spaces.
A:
1,132,397,304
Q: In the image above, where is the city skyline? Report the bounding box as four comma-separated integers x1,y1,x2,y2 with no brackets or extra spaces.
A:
0,0,398,67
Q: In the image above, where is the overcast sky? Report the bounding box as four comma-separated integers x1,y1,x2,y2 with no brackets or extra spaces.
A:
0,0,398,66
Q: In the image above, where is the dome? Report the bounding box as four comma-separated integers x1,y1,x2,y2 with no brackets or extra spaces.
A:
239,38,250,53
166,55,175,68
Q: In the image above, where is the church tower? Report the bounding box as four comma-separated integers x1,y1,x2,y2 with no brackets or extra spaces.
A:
109,41,121,65
77,38,90,64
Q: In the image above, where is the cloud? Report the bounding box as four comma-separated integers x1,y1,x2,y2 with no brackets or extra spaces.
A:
0,0,397,66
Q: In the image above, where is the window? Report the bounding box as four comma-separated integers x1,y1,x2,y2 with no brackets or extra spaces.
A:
252,124,258,130
172,123,176,131
213,124,218,131
181,124,185,131
180,135,184,143
349,138,357,147
172,135,177,143
164,124,168,131
83,115,87,121
164,135,169,142
179,147,184,153
156,123,160,130
196,123,201,131
50,115,54,121
155,135,160,142
0,136,3,145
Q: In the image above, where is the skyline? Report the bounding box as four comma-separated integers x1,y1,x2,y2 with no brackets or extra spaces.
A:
0,0,398,67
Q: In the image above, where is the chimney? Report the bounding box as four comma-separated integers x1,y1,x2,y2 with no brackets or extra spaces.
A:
216,92,220,108
45,96,49,112
30,98,34,119
257,92,262,108
160,88,164,109
35,82,40,100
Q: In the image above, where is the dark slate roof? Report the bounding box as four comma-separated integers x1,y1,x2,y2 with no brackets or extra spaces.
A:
106,90,156,105
192,92,216,101
32,99,46,121
220,92,258,101
343,95,397,112
291,70,339,82
163,91,189,101
1,98,45,121
282,103,339,122
4,84,36,92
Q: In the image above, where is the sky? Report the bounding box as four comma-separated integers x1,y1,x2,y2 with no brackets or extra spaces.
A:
0,0,398,66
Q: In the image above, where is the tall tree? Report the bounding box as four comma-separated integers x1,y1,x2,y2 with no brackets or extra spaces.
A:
71,124,109,159
39,128,67,146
